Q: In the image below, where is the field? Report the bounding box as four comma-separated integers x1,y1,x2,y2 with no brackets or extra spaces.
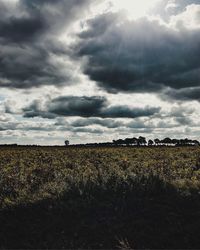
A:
0,146,200,249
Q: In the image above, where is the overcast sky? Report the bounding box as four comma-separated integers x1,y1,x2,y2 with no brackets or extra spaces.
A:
0,0,200,145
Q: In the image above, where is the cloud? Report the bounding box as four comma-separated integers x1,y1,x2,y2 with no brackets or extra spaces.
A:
23,99,56,119
100,105,160,118
174,116,193,125
48,96,107,117
0,0,96,89
23,95,160,119
163,87,200,101
71,118,123,128
151,0,200,20
170,4,200,30
75,10,200,97
0,0,95,43
72,127,104,134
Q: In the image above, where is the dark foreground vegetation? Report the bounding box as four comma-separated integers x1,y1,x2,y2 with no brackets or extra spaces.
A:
0,146,200,249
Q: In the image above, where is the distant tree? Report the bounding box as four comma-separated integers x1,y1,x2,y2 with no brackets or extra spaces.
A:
138,136,147,146
162,137,172,146
132,137,138,146
193,140,200,146
172,139,179,145
65,140,70,146
113,139,125,145
113,140,117,145
154,138,160,146
148,139,154,146
179,139,185,146
184,138,190,145
124,138,133,146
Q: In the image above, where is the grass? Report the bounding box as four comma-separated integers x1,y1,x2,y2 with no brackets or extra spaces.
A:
0,146,200,249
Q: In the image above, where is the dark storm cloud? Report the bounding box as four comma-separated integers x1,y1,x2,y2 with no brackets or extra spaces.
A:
23,100,56,119
100,106,160,118
24,111,56,119
48,96,107,117
0,0,95,43
48,96,160,118
0,43,71,88
75,11,200,96
23,96,108,118
23,95,160,119
163,87,200,102
0,0,96,88
0,16,45,43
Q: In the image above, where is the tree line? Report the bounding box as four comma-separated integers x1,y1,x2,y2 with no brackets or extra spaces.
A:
113,137,200,146
66,137,200,147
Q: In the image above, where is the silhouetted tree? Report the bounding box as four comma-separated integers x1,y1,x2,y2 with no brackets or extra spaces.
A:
138,136,147,146
131,137,138,146
124,138,133,146
162,137,172,146
154,138,160,146
148,139,154,146
65,140,70,146
113,139,125,145
172,139,179,145
184,138,190,145
193,140,200,146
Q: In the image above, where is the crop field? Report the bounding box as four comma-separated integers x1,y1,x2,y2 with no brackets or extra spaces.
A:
0,146,200,249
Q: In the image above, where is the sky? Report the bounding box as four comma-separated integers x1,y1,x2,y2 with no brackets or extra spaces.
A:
0,0,200,145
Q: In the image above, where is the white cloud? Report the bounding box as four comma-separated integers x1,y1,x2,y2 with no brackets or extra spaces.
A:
170,4,200,29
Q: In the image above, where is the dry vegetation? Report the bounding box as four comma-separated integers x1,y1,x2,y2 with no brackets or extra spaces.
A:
0,146,200,249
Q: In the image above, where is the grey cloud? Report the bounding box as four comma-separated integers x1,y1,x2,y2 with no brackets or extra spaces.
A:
163,87,200,102
0,0,95,89
71,118,124,128
23,96,107,118
168,106,194,117
101,106,160,118
4,101,17,114
151,0,200,20
170,0,200,12
127,120,154,129
23,100,56,119
48,96,160,118
0,123,17,131
75,12,200,96
71,116,179,130
23,95,160,119
175,116,193,125
79,12,121,39
72,127,104,134
0,43,71,88
159,105,198,127
24,111,56,119
0,121,57,132
48,96,107,117
0,0,94,43
0,16,45,43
